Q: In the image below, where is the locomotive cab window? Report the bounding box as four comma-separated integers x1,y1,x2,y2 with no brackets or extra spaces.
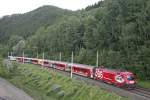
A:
127,76,134,80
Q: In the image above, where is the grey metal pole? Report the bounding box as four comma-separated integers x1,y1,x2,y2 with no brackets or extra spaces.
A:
37,52,38,59
71,51,73,78
96,51,99,67
42,52,44,66
11,52,12,56
8,52,9,59
59,52,61,61
23,51,24,64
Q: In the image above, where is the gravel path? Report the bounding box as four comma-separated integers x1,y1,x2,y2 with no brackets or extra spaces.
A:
0,77,34,100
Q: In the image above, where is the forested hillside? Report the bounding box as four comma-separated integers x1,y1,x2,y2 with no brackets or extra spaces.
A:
0,0,150,80
0,5,71,43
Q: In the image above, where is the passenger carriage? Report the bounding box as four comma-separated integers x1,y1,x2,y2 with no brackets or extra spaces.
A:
23,57,32,63
71,64,94,78
52,61,68,71
16,57,23,62
31,58,39,64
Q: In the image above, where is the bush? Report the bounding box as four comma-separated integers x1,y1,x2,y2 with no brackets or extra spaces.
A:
0,57,11,78
0,57,20,78
57,90,65,97
0,67,11,78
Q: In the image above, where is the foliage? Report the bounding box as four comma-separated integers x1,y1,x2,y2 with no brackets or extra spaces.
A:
0,58,21,79
8,35,23,48
85,0,104,11
12,40,26,54
138,81,150,89
0,44,9,57
0,57,11,78
0,5,72,43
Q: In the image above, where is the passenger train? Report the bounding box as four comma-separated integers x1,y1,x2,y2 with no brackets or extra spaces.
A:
8,56,136,88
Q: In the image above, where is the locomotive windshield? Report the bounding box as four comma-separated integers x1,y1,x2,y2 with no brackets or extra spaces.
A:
127,76,134,80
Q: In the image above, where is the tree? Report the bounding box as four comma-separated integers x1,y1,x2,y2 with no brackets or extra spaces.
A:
12,40,25,55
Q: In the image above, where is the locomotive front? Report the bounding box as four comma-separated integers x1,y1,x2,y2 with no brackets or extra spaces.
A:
121,72,136,88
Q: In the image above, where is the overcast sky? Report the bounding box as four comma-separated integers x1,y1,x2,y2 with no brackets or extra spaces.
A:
0,0,100,17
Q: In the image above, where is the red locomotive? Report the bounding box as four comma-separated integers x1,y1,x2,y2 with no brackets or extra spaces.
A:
9,56,136,88
94,67,136,88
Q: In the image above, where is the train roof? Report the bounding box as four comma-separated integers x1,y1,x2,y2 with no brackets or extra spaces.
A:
14,56,134,75
101,68,133,75
48,60,94,69
16,56,23,58
52,61,68,65
121,71,134,75
71,63,94,70
101,68,120,73
31,58,39,60
24,57,32,59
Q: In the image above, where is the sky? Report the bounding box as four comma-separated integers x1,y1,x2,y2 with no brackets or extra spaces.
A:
0,0,100,17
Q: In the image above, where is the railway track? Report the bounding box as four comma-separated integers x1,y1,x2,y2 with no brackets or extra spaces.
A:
45,67,150,100
129,87,150,99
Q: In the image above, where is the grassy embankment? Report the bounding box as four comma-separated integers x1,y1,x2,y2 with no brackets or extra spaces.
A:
138,81,150,89
4,61,127,100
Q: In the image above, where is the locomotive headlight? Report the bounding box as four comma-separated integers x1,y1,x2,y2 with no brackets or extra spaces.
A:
129,81,135,84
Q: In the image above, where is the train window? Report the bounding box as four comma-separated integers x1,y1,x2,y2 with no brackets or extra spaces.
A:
127,76,134,80
81,68,85,72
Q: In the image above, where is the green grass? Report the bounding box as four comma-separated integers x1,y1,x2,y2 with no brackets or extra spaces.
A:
8,63,127,100
138,81,150,89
